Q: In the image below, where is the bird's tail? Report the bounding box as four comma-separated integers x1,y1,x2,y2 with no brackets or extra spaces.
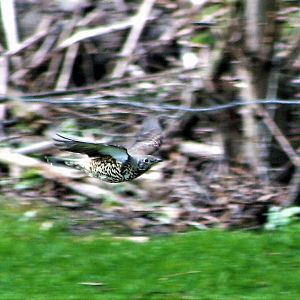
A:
46,156,83,170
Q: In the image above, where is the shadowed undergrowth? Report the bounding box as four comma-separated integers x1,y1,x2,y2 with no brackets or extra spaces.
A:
0,202,300,299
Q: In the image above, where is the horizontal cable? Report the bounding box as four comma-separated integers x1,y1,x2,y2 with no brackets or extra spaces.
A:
19,96,300,112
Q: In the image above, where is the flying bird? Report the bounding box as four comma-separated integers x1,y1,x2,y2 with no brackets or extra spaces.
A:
51,117,162,183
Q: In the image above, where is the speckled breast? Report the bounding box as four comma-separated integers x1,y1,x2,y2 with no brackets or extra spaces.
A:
88,156,139,183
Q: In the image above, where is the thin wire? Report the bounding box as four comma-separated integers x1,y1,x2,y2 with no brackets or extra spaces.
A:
20,96,300,112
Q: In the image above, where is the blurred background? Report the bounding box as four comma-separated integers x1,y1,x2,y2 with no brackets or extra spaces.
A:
0,0,299,234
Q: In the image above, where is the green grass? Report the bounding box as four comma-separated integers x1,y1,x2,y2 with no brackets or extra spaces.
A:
1,207,300,299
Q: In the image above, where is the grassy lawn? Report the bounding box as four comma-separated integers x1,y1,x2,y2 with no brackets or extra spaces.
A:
0,205,300,299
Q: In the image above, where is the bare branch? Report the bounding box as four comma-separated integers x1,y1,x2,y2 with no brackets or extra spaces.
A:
59,17,149,48
54,14,79,90
4,17,53,56
111,0,156,78
0,0,19,51
15,141,54,155
255,106,300,168
0,55,8,95
55,43,79,91
0,148,116,200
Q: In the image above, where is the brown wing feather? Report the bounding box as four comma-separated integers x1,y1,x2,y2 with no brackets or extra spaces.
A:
129,117,162,155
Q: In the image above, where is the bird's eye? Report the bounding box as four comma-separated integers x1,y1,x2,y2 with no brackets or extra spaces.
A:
144,158,149,163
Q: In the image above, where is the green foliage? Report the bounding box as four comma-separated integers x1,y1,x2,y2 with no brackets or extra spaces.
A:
200,3,224,16
191,2,226,47
191,32,215,46
281,17,299,38
14,169,45,190
1,204,300,299
58,119,80,134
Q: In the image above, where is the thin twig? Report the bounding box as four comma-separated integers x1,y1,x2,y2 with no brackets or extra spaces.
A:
59,17,151,48
11,29,59,82
5,67,198,98
55,43,79,90
255,106,300,167
159,270,201,281
46,16,78,87
55,14,80,90
15,141,54,155
4,17,53,56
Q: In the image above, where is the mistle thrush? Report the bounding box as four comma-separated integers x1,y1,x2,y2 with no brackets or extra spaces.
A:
52,117,162,183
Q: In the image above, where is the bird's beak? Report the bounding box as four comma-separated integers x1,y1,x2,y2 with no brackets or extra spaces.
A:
156,158,163,163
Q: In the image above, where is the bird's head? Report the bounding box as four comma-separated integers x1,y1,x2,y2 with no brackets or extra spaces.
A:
135,155,162,171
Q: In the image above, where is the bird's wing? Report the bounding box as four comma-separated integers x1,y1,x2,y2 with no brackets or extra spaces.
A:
128,117,163,156
53,133,129,162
